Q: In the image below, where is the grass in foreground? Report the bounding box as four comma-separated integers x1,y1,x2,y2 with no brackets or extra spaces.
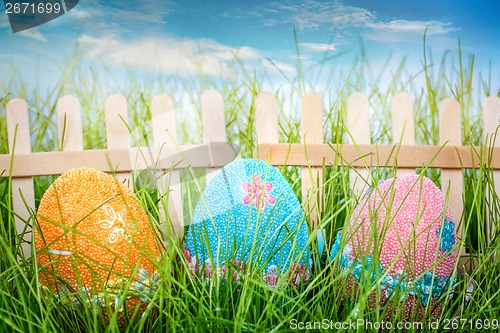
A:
0,164,499,332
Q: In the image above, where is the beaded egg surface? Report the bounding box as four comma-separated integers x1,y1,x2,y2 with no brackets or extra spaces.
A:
35,168,161,314
184,158,311,287
330,174,458,318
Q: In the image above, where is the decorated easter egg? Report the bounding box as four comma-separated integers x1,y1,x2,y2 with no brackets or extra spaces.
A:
35,167,161,316
184,158,311,287
330,174,458,318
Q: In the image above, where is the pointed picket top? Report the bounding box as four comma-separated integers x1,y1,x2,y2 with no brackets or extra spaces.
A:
255,91,279,145
151,94,183,238
300,93,323,228
57,95,83,151
439,97,464,253
202,90,226,143
392,92,415,175
202,90,227,185
152,94,176,146
105,94,130,149
439,98,461,145
347,92,370,194
392,92,415,145
7,98,31,154
483,96,500,145
105,94,131,187
301,93,323,143
6,98,34,258
347,92,370,144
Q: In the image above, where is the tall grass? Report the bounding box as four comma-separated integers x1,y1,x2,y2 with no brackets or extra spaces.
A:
0,37,499,332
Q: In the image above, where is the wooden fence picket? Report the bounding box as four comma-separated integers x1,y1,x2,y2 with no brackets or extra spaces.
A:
483,96,500,244
255,91,279,146
439,98,464,255
347,92,371,194
201,90,227,185
58,96,83,152
301,93,323,227
6,98,34,258
151,94,183,238
392,92,415,175
105,94,132,187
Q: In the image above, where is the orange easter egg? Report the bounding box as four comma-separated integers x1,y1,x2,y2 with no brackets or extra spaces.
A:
35,167,161,317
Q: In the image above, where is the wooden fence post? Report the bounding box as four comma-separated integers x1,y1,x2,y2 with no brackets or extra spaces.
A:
439,98,464,256
151,95,183,238
58,96,83,152
255,91,279,147
105,94,132,187
392,92,415,175
347,92,371,194
301,93,323,227
201,90,227,185
483,96,500,245
6,98,34,258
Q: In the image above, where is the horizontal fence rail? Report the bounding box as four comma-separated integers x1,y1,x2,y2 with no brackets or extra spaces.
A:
254,144,500,169
1,91,499,265
0,143,236,177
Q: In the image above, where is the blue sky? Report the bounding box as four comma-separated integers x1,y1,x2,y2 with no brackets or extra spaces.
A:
0,0,499,95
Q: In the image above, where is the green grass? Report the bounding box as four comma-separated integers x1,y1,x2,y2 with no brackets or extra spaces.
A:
1,37,499,332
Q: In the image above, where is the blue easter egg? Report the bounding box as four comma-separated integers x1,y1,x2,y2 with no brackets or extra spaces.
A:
184,158,311,286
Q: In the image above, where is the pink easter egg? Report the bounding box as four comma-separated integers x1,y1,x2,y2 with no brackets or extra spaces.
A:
330,174,458,319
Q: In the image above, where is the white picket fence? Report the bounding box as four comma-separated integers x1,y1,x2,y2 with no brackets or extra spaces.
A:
1,90,499,264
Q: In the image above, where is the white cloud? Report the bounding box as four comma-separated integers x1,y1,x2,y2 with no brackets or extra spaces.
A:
300,43,336,53
261,58,297,76
68,9,93,20
77,34,261,77
265,0,375,30
364,20,459,43
258,1,458,46
263,19,279,27
70,0,177,34
97,0,176,25
18,29,47,42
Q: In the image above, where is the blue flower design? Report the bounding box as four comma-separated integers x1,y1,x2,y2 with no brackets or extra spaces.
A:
380,274,393,291
415,272,453,306
339,245,352,269
352,256,383,284
352,260,364,280
134,268,160,303
437,276,450,294
334,249,456,306
329,231,353,271
391,271,406,291
438,219,455,252
381,270,408,300
415,272,433,306
329,231,342,259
